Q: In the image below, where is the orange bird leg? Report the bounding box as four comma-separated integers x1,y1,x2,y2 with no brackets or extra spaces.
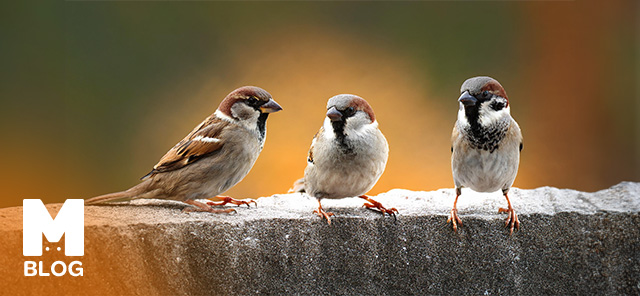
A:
498,192,520,235
447,188,463,232
313,199,334,225
184,200,236,214
359,195,398,219
206,196,257,208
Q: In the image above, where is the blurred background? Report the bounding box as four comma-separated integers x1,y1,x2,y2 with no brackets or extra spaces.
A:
1,0,638,208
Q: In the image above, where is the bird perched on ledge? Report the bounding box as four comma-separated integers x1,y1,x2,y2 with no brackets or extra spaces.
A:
292,94,397,224
450,76,523,234
85,86,282,213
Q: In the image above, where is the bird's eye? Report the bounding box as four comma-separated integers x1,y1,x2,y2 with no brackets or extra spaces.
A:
344,107,356,117
482,91,490,98
247,97,258,105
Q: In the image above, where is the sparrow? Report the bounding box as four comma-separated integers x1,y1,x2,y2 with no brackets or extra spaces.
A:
85,86,283,213
293,94,397,224
450,76,523,234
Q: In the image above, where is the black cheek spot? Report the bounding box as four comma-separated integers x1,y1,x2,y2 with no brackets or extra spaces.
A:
490,101,505,111
520,143,523,152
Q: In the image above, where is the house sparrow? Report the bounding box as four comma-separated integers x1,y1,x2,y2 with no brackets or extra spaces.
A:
85,86,282,213
293,94,396,224
450,76,523,234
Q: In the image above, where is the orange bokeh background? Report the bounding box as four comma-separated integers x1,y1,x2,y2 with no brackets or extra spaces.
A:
1,1,638,208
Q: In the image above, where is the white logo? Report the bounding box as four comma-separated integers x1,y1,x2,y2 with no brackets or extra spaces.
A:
23,199,84,256
23,199,84,277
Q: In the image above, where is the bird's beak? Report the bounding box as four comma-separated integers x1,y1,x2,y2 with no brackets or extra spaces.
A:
326,106,343,122
260,99,283,113
458,91,478,107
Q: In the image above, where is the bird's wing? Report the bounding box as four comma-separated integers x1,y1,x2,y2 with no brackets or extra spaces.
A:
307,127,324,164
509,117,523,152
450,125,460,153
142,116,230,178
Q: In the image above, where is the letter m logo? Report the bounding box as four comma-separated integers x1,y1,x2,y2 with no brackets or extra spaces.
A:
23,199,84,256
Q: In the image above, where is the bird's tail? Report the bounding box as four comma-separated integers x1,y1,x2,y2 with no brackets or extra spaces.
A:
288,177,306,193
85,182,148,205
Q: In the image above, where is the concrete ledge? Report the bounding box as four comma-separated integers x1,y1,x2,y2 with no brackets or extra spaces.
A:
1,183,639,295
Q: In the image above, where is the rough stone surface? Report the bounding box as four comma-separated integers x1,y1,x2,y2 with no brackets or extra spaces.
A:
1,183,639,295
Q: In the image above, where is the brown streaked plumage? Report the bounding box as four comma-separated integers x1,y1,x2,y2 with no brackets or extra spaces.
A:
86,86,282,213
144,118,229,177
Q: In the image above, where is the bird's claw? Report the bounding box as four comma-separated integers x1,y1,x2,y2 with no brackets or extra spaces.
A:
207,196,257,208
359,195,398,220
183,201,237,214
237,199,257,208
498,207,520,234
314,208,334,225
447,208,463,232
362,202,398,220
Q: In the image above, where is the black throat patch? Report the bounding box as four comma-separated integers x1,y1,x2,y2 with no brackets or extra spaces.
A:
331,120,354,154
463,107,508,153
257,113,269,143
